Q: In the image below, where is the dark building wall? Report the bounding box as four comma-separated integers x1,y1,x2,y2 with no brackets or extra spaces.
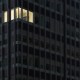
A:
0,0,80,80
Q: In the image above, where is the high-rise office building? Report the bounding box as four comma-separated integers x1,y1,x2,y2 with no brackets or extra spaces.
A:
0,0,80,80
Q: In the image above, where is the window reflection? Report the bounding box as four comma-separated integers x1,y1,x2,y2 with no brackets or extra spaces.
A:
3,7,33,23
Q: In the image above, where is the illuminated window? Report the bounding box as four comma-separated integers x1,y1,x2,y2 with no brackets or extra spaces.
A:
11,9,14,20
19,8,21,18
29,11,33,23
16,7,21,18
22,9,27,21
16,8,18,18
4,11,8,22
4,7,33,23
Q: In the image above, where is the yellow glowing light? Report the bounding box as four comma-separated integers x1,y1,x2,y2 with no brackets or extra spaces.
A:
11,9,14,20
16,8,19,18
4,11,8,22
23,9,27,21
19,8,21,18
4,7,33,23
29,11,33,23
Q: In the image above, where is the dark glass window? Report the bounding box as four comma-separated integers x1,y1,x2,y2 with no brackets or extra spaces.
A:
35,14,40,24
76,41,79,48
76,71,79,77
57,55,61,62
18,67,21,74
35,5,39,13
29,25,34,32
52,53,55,60
71,0,75,7
51,12,55,19
67,0,70,5
72,39,75,46
23,36,27,43
67,58,70,64
29,3,34,11
57,34,60,41
46,31,50,38
57,14,60,21
76,2,79,9
46,21,50,29
35,27,39,35
40,41,45,48
76,60,79,67
23,68,28,75
35,70,40,78
35,0,39,4
23,56,27,65
72,59,75,65
41,29,45,36
67,9,70,16
46,0,50,7
35,57,40,68
46,73,50,80
15,44,21,52
51,33,55,40
57,66,61,73
40,7,45,15
46,64,50,70
51,44,55,51
71,20,75,26
57,75,61,80
29,69,34,77
46,10,50,17
23,23,28,31
52,74,55,80
41,50,45,57
41,72,45,79
35,39,39,46
29,47,34,54
72,70,75,76
67,38,70,45
35,49,39,56
57,4,61,12
46,52,50,59
76,22,79,28
76,14,79,20
67,18,70,24
23,45,28,53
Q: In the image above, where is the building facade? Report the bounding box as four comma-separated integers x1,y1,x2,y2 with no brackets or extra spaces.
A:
0,0,80,80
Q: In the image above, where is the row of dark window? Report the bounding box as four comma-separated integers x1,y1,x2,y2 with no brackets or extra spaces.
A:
28,0,80,10
2,15,79,33
67,57,80,67
29,36,80,48
67,0,80,9
67,68,79,77
16,33,80,49
15,44,62,61
0,31,80,51
16,55,61,72
15,67,62,80
15,21,80,44
15,66,80,79
15,44,80,67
